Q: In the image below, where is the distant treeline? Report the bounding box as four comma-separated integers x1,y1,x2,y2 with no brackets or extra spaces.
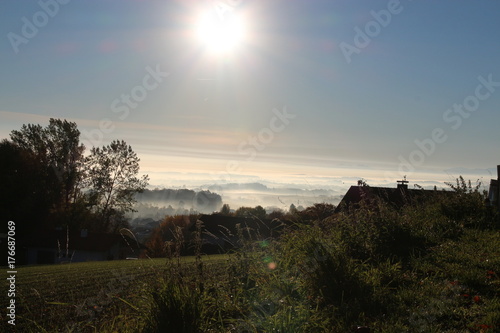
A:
134,189,223,214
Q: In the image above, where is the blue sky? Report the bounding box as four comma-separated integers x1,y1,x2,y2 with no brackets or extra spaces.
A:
1,0,499,192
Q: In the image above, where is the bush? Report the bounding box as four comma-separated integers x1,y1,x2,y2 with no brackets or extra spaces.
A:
441,176,488,225
326,201,430,264
276,224,400,328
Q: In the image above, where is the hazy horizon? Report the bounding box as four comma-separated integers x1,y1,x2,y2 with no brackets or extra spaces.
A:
2,0,499,200
138,165,497,212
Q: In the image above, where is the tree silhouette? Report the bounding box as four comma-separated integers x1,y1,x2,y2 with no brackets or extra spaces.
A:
0,140,52,233
220,203,231,215
235,205,266,219
85,140,149,232
9,119,85,211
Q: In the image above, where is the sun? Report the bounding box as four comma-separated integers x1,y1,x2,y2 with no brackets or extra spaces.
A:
196,12,246,54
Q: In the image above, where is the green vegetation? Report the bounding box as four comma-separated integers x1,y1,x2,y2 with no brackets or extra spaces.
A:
3,179,500,332
1,256,226,332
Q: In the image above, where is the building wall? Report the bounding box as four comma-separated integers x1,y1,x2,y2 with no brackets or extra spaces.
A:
70,250,108,262
26,247,115,264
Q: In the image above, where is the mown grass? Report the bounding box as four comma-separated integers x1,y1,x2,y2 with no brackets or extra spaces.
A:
1,255,227,332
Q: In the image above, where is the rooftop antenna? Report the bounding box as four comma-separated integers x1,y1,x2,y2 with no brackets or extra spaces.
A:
357,179,368,186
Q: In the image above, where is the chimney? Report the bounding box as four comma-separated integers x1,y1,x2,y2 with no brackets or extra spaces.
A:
397,176,409,191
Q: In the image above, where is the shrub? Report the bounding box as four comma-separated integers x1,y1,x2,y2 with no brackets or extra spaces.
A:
441,176,488,225
277,225,395,327
326,201,430,264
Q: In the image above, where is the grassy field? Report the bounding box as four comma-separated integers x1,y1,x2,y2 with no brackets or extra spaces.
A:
5,228,500,332
3,185,500,332
1,255,227,332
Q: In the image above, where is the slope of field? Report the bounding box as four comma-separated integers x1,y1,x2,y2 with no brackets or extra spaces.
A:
3,186,500,332
6,228,500,332
1,255,226,332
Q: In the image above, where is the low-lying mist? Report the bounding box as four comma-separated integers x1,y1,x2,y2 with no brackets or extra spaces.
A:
127,183,345,222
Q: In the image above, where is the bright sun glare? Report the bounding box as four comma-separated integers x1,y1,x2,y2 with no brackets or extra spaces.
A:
196,13,246,54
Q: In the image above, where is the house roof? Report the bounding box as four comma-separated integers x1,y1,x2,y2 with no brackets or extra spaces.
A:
20,230,139,252
335,184,450,213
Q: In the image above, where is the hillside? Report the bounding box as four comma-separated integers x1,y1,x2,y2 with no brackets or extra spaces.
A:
4,184,500,332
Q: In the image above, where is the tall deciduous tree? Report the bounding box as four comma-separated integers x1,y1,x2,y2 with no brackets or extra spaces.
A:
45,119,86,206
9,119,85,210
85,140,149,232
0,140,52,233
